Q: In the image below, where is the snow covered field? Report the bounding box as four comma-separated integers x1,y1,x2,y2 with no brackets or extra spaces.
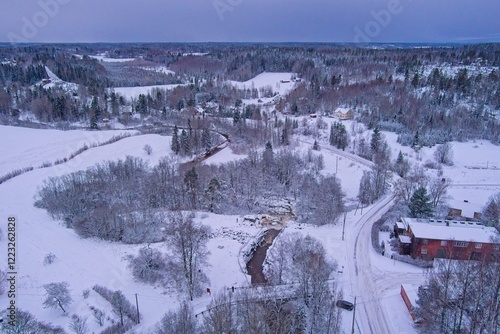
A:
229,72,297,99
0,125,136,176
1,122,499,333
88,55,136,63
109,84,184,101
140,66,175,75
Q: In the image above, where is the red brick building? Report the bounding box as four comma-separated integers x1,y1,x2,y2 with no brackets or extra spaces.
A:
399,218,500,261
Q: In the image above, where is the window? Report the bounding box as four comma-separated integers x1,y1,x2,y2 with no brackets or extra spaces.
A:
454,241,468,247
422,239,428,245
475,243,482,249
494,244,500,251
421,248,428,255
441,240,448,246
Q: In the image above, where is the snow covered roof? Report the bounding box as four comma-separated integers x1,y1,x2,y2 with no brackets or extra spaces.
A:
334,107,352,114
403,217,498,244
399,235,412,244
396,221,406,230
401,284,419,305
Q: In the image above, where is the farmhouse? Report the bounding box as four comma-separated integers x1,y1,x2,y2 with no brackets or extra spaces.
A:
333,107,354,120
396,217,499,261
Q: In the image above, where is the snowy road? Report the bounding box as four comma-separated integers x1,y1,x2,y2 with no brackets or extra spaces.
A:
345,195,426,334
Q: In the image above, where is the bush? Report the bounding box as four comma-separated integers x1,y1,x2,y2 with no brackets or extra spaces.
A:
0,166,34,185
44,253,57,265
92,285,139,324
127,246,167,284
143,144,153,155
391,253,433,268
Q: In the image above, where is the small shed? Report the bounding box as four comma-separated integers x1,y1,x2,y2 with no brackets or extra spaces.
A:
401,284,418,321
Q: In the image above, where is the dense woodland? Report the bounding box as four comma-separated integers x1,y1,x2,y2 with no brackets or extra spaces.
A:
0,43,499,145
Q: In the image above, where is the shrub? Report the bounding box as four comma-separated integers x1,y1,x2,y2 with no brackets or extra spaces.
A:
44,253,57,265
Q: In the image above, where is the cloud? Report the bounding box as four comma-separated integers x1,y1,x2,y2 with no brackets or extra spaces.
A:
1,0,499,43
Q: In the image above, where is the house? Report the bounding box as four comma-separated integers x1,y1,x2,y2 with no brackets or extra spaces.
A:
333,107,354,120
397,217,499,261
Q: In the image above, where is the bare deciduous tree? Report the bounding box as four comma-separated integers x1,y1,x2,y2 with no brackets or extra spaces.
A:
155,302,198,334
434,142,454,166
42,282,73,313
69,314,88,334
164,211,211,301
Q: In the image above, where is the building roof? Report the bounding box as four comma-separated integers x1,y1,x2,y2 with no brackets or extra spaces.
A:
399,235,412,244
403,217,499,244
401,284,419,306
396,221,406,230
334,107,352,114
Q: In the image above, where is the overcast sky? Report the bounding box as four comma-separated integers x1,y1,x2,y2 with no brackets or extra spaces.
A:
1,0,499,44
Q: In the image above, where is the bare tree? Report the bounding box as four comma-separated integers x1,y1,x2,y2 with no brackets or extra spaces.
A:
143,144,153,155
164,211,211,301
482,192,500,229
434,142,454,166
202,291,236,334
155,302,198,334
69,314,88,334
428,176,450,209
394,165,428,204
0,309,65,334
42,282,73,313
92,307,106,327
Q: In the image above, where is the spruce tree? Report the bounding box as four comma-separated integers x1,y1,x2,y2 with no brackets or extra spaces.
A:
171,125,180,155
202,127,212,152
370,126,381,154
409,187,433,218
181,129,190,155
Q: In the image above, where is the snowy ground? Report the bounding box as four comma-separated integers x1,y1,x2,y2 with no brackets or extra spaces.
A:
0,125,136,176
109,84,184,101
229,72,297,105
40,66,80,92
87,54,136,63
140,66,175,76
1,120,499,333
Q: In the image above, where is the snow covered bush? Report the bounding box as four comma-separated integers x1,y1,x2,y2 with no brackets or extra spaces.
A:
69,314,89,334
434,142,454,166
127,246,167,284
0,309,65,334
43,252,56,265
92,285,139,325
143,144,153,155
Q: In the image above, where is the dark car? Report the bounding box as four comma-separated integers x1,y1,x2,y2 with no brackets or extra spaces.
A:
336,300,354,311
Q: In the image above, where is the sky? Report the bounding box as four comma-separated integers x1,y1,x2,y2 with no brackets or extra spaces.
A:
1,0,499,44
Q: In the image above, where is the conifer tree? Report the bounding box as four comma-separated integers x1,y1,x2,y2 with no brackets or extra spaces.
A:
409,187,433,218
171,125,180,155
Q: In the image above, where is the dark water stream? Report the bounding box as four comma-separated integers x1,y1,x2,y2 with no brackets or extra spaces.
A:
246,229,281,285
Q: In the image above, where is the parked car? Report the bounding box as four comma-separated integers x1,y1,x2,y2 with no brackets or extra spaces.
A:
336,300,354,311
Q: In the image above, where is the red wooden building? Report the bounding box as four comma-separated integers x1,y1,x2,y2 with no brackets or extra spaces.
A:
398,218,499,261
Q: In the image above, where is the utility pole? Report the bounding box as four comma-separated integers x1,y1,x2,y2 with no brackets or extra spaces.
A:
135,293,140,324
342,212,347,241
351,296,357,334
